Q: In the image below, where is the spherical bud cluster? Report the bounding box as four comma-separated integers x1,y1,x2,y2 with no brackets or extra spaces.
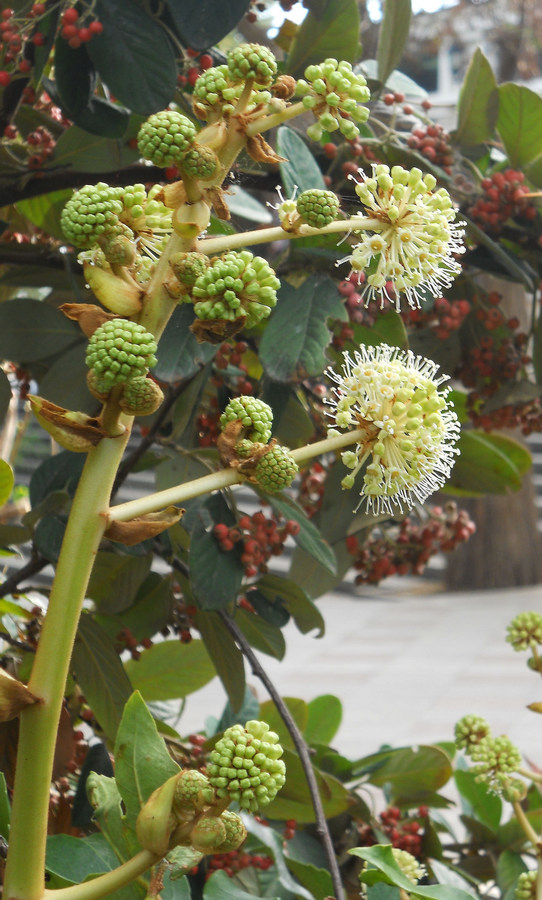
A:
469,169,537,233
327,344,460,515
357,806,424,855
391,848,426,884
296,189,340,228
346,164,465,309
408,122,454,174
85,319,157,389
515,871,537,900
137,110,197,167
220,396,273,443
180,144,219,180
192,64,272,121
208,720,286,811
295,58,370,141
61,183,124,249
118,376,164,416
227,43,277,87
469,735,523,793
190,251,280,328
214,511,300,577
454,714,491,752
346,502,476,584
254,445,298,493
170,251,210,288
506,611,542,652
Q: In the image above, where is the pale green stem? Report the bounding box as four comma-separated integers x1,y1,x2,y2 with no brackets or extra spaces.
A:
197,216,380,257
107,427,368,523
245,100,307,136
43,850,159,900
512,800,540,847
4,429,131,900
518,766,542,783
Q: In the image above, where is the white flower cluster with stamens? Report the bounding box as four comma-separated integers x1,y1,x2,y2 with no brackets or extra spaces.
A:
343,164,465,309
326,344,460,515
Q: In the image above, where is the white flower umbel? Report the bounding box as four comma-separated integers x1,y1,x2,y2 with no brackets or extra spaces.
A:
326,343,460,515
342,164,465,310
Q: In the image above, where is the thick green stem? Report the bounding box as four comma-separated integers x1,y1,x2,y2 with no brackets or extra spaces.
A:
245,100,307,136
43,851,159,900
512,800,540,847
4,430,131,900
107,427,368,523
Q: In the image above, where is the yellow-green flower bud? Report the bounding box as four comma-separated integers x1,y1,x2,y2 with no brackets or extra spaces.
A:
208,720,286,812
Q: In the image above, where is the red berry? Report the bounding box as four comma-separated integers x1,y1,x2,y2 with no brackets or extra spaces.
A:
18,59,31,73
89,20,103,35
32,32,45,45
0,71,11,87
32,3,46,13
62,7,79,23
187,66,200,86
323,142,337,159
62,23,77,38
383,93,395,106
1,8,13,19
68,36,81,48
199,53,213,70
78,27,91,42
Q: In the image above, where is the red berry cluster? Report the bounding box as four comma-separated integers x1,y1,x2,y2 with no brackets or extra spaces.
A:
297,460,327,518
346,503,476,584
159,599,197,644
469,169,537,233
187,733,206,759
114,626,153,661
60,7,103,49
283,818,297,841
205,849,273,880
405,296,471,340
358,806,426,855
177,49,214,89
214,512,300,578
26,125,55,168
196,395,221,448
407,122,454,174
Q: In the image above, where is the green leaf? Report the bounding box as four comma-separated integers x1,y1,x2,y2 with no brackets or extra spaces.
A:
124,639,216,701
204,869,279,900
455,48,498,147
0,772,10,839
525,151,542,189
0,369,11,427
305,694,342,745
445,430,532,496
29,451,85,507
260,274,346,383
166,0,251,52
0,460,14,508
34,514,67,563
50,126,139,173
0,298,79,362
46,833,120,886
71,613,133,741
97,573,174,646
277,126,326,197
154,305,217,383
285,857,334,900
455,769,502,831
195,611,245,712
189,495,244,611
228,185,273,224
242,816,315,900
264,493,337,576
351,845,474,900
235,609,286,660
497,83,542,168
263,384,315,449
114,691,180,829
353,745,453,805
87,0,177,116
17,190,74,241
87,552,152,615
377,0,412,86
39,341,95,415
256,573,326,637
286,0,360,77
264,747,352,822
349,311,408,351
53,37,95,121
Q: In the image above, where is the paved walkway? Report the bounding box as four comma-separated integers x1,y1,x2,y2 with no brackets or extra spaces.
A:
179,581,542,764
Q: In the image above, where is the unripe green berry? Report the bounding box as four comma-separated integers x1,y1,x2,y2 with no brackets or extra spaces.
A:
138,110,197,167
180,144,219,180
296,189,340,228
254,444,298,493
118,377,164,416
227,43,277,87
189,816,227,853
86,319,158,389
208,720,286,812
214,810,247,853
516,871,536,900
454,714,491,752
61,182,124,249
170,251,210,287
506,612,542,651
220,396,273,443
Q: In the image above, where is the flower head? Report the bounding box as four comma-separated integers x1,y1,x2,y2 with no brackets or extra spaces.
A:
343,164,465,309
326,343,460,515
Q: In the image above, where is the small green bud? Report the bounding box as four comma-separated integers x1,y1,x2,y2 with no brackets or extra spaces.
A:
86,319,157,389
296,189,340,228
254,444,298,493
61,182,124,249
173,770,215,814
138,110,197,167
391,848,426,884
516,871,536,900
220,396,273,444
506,612,542,651
214,810,247,853
170,251,210,287
454,714,491,753
470,734,522,793
208,721,286,812
190,250,279,328
227,43,277,87
180,144,219,180
118,377,164,416
189,816,227,853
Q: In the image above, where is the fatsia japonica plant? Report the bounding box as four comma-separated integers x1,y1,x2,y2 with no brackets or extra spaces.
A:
0,1,542,900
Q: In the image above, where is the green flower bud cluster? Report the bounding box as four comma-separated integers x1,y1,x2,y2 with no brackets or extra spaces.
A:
515,871,537,900
170,251,210,288
86,319,157,390
295,58,370,141
227,43,277,87
180,145,219,180
254,444,298,493
391,848,426,885
220,396,273,443
455,715,524,796
208,720,286,812
506,611,542,652
454,714,491,752
118,376,164,416
137,110,197,167
296,189,340,228
61,183,124,249
190,250,280,328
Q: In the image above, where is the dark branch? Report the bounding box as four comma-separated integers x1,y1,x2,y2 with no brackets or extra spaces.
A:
218,609,345,900
0,631,36,654
0,554,49,600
